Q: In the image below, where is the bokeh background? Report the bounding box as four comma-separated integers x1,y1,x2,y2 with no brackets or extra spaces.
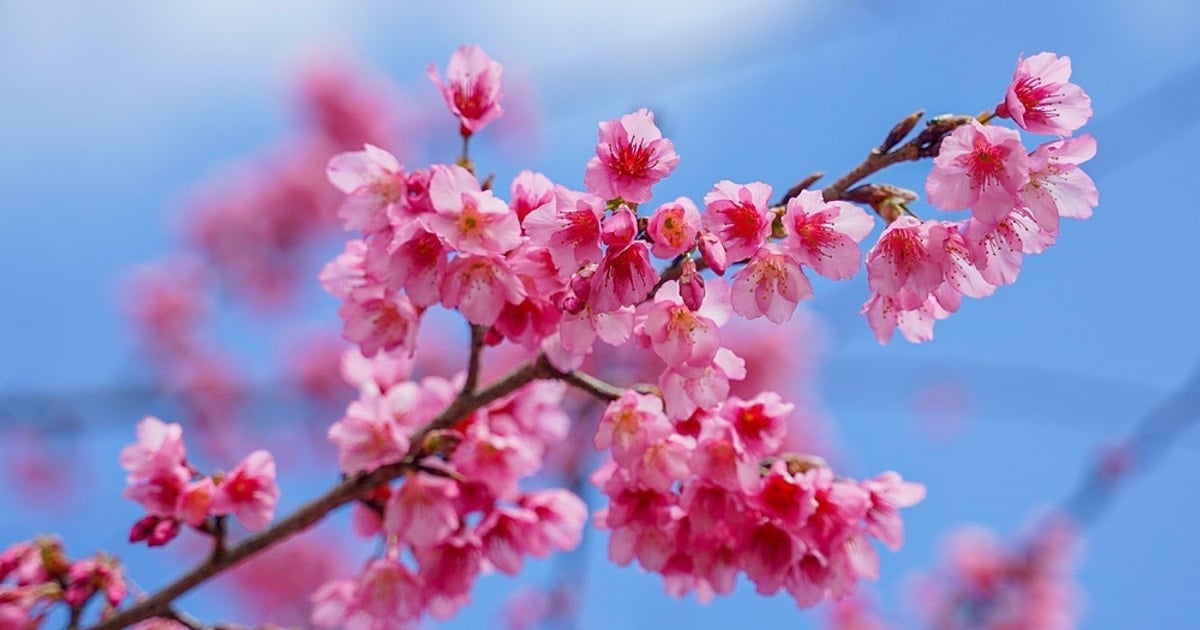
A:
2,1,1199,627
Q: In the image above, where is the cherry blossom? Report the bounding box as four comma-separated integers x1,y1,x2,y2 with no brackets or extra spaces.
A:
998,52,1092,136
428,44,505,136
584,108,679,203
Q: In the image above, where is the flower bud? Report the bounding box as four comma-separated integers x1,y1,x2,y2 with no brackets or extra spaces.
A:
147,518,181,547
602,206,637,248
679,256,706,311
697,231,727,275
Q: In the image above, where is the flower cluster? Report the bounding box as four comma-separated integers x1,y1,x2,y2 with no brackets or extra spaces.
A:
313,350,587,627
1,537,126,625
910,522,1080,629
865,52,1096,343
592,391,924,607
121,416,280,546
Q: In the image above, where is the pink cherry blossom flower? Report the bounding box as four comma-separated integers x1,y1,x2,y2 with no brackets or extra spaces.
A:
861,291,948,345
440,254,526,326
425,164,521,255
338,292,420,358
428,44,504,135
384,474,460,549
644,281,723,368
120,417,192,518
589,241,659,313
998,52,1092,136
926,120,1029,224
211,450,280,532
861,471,925,551
730,244,813,323
864,216,942,307
178,478,215,527
476,507,540,575
584,108,679,203
647,197,702,259
926,221,995,300
594,391,673,467
387,228,448,308
1021,134,1099,234
522,187,604,274
327,392,413,474
510,170,555,225
702,180,773,262
697,230,728,275
326,143,405,233
782,190,875,280
660,347,746,419
721,392,792,458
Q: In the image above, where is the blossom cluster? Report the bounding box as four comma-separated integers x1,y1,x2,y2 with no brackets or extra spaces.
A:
0,537,125,626
121,416,280,546
312,350,587,627
592,391,924,607
864,52,1096,343
73,43,1098,629
910,522,1080,629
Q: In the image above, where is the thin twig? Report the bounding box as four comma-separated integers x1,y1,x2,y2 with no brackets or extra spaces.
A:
463,324,486,396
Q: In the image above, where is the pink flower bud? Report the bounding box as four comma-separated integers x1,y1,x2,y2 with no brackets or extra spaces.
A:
559,293,584,315
602,207,637,248
697,231,728,275
679,257,706,311
147,518,180,547
570,268,594,303
128,515,159,543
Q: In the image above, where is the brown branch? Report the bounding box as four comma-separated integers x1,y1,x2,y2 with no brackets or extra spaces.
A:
819,112,975,202
463,324,487,396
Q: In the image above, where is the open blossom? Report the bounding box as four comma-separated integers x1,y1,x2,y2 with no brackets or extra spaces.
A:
998,52,1092,136
1021,134,1099,234
730,244,812,323
424,164,521,255
441,254,526,326
702,180,773,262
782,190,874,280
338,292,420,358
510,170,555,225
428,44,504,135
211,450,280,532
326,143,405,233
589,241,658,313
120,416,191,518
647,197,702,259
926,120,1029,226
865,216,942,307
584,108,679,203
522,187,604,273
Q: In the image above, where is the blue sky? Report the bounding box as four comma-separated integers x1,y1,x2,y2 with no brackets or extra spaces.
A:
2,1,1199,627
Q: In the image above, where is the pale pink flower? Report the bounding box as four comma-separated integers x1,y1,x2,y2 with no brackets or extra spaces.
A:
730,244,813,323
452,424,541,499
476,508,540,575
328,393,412,474
338,292,420,358
384,474,460,549
647,197,702,259
440,254,526,326
428,44,504,135
584,108,680,203
414,534,483,614
963,212,1051,287
861,471,925,551
999,52,1092,136
926,221,995,299
660,347,746,419
387,228,448,308
864,216,942,307
425,164,521,255
326,143,405,233
926,120,1029,224
702,180,773,262
522,187,605,274
510,170,555,225
644,282,722,368
782,190,874,280
177,478,215,527
211,450,280,532
121,417,192,518
861,291,947,345
594,391,673,467
1021,134,1099,234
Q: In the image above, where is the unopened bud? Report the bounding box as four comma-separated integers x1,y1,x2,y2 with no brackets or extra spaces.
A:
128,515,160,543
147,518,181,547
602,206,637,248
697,231,727,275
570,267,594,303
679,256,706,311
